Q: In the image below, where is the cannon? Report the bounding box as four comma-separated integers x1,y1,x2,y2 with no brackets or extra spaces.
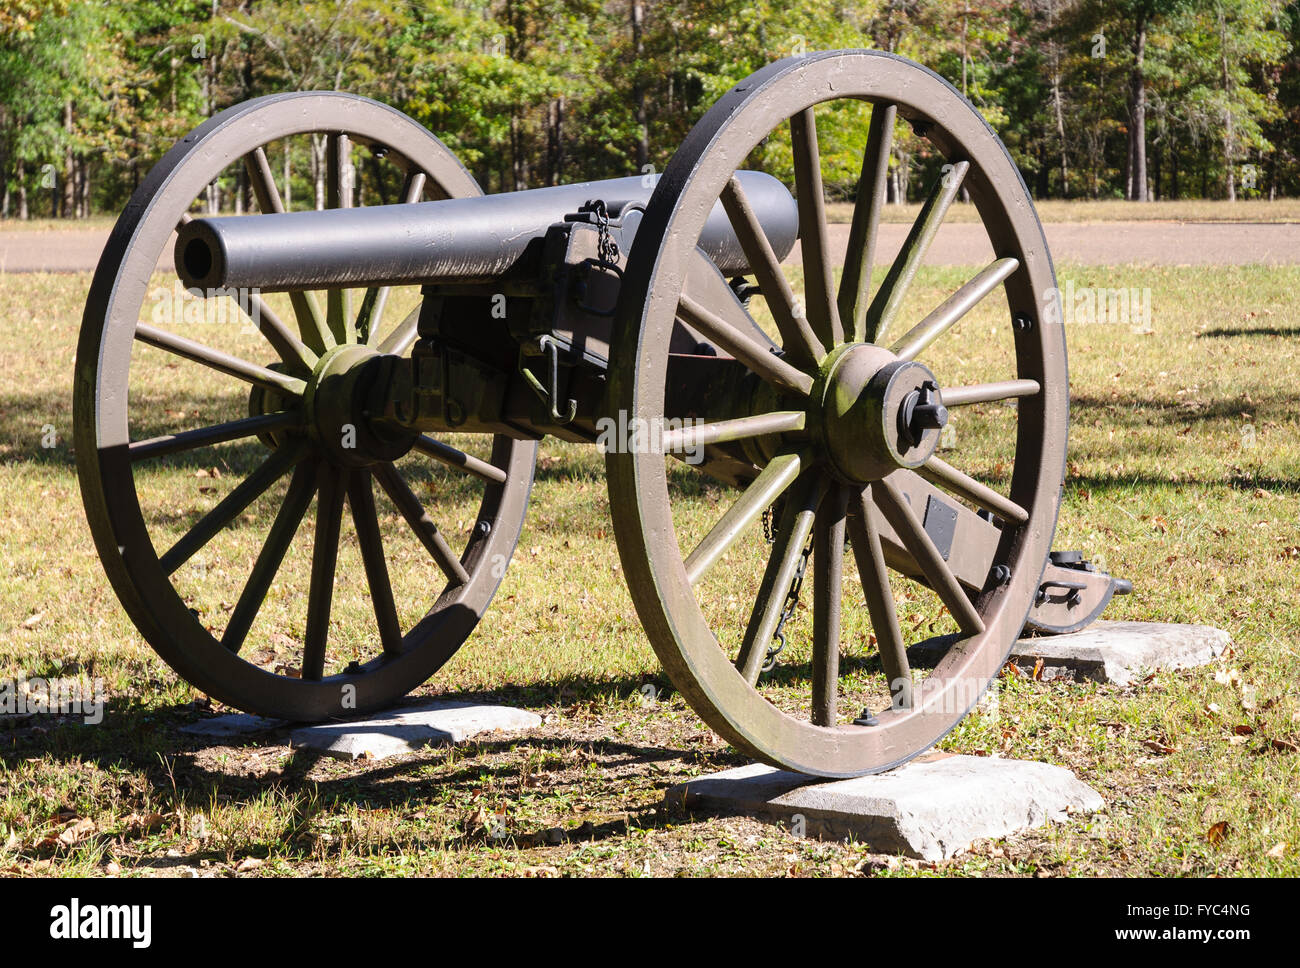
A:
75,50,1127,777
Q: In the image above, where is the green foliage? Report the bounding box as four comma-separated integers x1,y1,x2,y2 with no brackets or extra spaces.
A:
0,0,1297,217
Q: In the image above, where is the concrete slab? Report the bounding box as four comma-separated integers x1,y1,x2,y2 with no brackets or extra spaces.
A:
667,754,1103,860
180,713,286,737
1009,621,1229,685
288,700,541,761
907,622,1229,686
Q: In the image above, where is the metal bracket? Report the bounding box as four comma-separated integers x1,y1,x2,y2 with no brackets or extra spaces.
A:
572,257,623,317
1036,578,1086,608
1023,552,1134,636
518,334,578,425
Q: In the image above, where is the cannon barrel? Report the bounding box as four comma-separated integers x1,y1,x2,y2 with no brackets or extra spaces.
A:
176,171,797,292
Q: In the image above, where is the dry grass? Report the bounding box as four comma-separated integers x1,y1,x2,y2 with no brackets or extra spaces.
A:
0,257,1298,878
827,197,1300,224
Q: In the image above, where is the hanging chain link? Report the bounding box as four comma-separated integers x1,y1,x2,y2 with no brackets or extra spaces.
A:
582,199,621,268
763,534,813,673
760,498,812,674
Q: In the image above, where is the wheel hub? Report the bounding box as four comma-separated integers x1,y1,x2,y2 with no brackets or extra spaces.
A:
816,343,947,484
304,344,417,467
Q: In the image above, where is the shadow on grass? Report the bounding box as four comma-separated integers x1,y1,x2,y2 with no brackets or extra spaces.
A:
0,676,755,859
1197,326,1300,339
1070,390,1300,424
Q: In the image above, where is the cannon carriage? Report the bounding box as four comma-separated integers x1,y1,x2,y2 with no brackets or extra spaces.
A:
75,50,1126,777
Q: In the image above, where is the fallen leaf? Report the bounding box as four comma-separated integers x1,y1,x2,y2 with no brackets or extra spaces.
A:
1232,724,1254,736
20,612,44,629
1266,843,1287,859
1214,667,1242,688
126,812,167,835
1141,739,1177,755
1270,737,1298,754
1206,821,1229,845
58,817,96,846
235,857,263,873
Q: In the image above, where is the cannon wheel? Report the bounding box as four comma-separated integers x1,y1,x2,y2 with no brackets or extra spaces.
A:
75,93,536,722
608,51,1067,777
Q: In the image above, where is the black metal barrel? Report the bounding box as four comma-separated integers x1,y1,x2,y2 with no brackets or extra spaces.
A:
176,172,797,292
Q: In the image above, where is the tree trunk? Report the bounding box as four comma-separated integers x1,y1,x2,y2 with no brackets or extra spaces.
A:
62,99,76,217
1171,134,1179,198
1052,73,1069,197
312,134,326,210
1219,10,1235,201
78,157,89,217
17,161,27,220
631,1,649,171
1047,0,1069,197
1126,16,1148,201
509,113,529,191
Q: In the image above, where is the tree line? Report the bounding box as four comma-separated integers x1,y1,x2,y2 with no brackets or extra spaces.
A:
0,0,1296,219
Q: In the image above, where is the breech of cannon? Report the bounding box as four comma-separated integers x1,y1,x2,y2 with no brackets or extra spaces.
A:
175,171,797,292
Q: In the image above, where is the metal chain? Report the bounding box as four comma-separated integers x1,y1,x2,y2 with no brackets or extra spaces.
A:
583,199,621,268
762,530,814,674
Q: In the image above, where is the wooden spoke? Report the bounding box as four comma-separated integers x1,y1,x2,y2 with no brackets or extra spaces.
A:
889,257,1020,362
129,411,297,462
677,292,813,396
919,454,1028,524
873,476,986,636
221,460,317,654
684,451,805,585
347,470,403,658
302,465,347,681
244,146,332,353
719,175,824,369
847,487,911,709
135,323,306,397
659,411,805,455
790,108,842,348
238,291,318,372
355,287,382,347
325,134,355,345
838,103,896,342
411,435,508,485
372,463,471,586
361,169,426,347
735,474,825,685
940,379,1040,407
811,485,849,726
378,306,420,357
159,442,307,576
864,160,970,345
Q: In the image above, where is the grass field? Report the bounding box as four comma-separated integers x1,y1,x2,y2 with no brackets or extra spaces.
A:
828,197,1300,224
1,258,1298,878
